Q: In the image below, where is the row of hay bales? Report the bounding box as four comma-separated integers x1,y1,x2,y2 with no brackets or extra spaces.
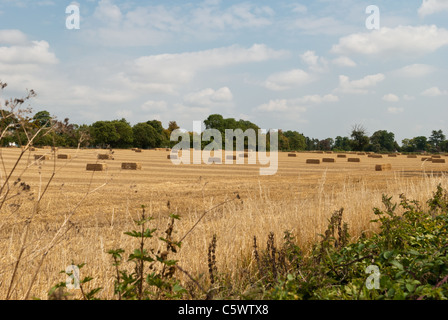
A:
86,162,143,171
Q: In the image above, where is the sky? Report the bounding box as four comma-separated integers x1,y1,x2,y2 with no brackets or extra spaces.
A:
0,0,447,143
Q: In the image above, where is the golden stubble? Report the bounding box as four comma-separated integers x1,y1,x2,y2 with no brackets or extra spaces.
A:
0,148,446,299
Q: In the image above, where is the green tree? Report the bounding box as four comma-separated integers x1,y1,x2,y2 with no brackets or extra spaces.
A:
111,119,133,148
318,138,334,151
412,136,428,152
428,130,446,153
32,110,52,127
91,121,120,147
334,136,351,151
283,131,306,151
350,124,369,151
132,122,159,149
369,130,396,152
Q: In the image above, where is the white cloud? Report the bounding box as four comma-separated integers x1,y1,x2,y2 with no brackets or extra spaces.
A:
0,40,58,65
394,64,436,78
191,3,274,30
255,94,338,112
256,99,307,112
388,107,404,114
421,86,448,97
184,87,233,107
300,50,328,73
382,94,400,102
332,56,357,67
291,16,354,35
93,0,123,25
131,44,287,85
403,94,416,101
264,69,312,91
331,25,448,57
86,2,275,47
418,0,448,17
292,4,307,14
141,100,168,112
0,29,28,45
335,73,385,94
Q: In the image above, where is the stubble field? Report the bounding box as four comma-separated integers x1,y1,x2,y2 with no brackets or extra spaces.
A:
0,147,447,299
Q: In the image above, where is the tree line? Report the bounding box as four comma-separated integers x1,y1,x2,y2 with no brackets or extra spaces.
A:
1,110,447,153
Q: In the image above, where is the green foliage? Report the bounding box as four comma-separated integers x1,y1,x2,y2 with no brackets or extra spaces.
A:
264,185,448,300
132,122,159,149
369,130,396,152
49,209,186,300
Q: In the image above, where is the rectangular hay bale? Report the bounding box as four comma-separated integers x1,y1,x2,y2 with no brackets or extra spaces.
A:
57,154,71,159
34,154,50,160
432,158,446,163
337,154,347,158
375,164,392,171
407,155,417,158
322,158,335,163
86,163,107,171
98,154,113,160
167,154,177,160
306,159,320,164
121,162,142,170
288,153,297,157
348,158,361,163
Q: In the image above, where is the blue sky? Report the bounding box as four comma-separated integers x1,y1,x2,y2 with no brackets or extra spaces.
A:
0,0,447,143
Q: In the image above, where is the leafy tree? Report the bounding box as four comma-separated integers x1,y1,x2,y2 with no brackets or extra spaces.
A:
412,136,428,152
33,110,52,127
278,130,290,151
369,130,396,152
167,121,180,133
428,130,446,153
334,136,351,151
133,122,159,149
91,121,120,147
318,138,334,151
112,119,133,148
204,114,225,133
283,131,306,151
350,124,369,151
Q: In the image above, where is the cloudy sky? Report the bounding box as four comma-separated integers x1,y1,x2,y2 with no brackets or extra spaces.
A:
0,0,447,142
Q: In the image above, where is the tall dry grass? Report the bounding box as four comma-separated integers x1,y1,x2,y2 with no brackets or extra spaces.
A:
1,161,446,299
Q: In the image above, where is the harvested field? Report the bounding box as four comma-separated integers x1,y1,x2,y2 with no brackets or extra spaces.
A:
0,148,447,299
